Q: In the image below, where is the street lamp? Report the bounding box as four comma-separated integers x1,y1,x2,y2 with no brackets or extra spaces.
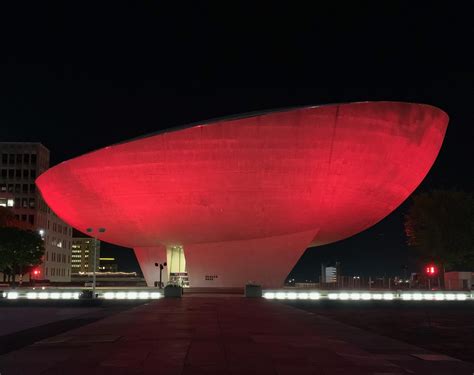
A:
154,262,167,288
86,227,105,298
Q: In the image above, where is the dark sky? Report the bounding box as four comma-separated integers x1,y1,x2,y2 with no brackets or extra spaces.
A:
1,3,473,278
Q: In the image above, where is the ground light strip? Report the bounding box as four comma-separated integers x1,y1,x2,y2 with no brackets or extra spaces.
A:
2,291,162,300
262,291,471,301
1,290,471,301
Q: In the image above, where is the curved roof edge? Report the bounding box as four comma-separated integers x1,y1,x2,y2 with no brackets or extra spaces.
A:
44,101,448,170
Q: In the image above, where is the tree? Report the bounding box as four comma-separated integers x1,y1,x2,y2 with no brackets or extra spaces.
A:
0,227,45,284
404,190,474,271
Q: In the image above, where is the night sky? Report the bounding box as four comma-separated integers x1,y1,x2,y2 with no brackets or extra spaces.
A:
1,3,473,279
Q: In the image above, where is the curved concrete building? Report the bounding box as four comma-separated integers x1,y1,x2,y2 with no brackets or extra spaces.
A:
36,102,448,287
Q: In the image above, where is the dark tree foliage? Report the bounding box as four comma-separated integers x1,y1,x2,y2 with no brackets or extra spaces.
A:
0,208,45,283
404,190,474,270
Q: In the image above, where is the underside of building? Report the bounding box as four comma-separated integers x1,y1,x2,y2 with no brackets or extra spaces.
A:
36,102,448,288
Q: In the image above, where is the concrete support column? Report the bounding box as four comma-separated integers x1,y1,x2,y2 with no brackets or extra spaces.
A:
184,229,318,288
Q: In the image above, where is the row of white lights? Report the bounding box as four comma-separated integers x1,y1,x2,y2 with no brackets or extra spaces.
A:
102,291,162,300
263,291,470,301
3,291,162,300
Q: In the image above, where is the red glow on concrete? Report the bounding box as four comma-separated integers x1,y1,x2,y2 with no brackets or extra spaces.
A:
36,102,448,287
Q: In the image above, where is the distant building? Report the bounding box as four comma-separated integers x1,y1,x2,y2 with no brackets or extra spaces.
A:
98,257,118,272
71,231,100,273
0,143,72,282
321,262,339,284
445,271,473,290
324,267,337,283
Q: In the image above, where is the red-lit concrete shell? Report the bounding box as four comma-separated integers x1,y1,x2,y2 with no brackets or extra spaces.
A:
36,102,448,287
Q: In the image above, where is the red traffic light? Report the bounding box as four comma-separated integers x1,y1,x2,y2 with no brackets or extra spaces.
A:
33,269,40,275
425,264,438,276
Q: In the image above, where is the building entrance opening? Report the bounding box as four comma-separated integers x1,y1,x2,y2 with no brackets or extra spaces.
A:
166,245,189,287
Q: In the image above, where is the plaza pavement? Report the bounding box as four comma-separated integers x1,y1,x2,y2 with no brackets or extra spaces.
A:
0,296,473,374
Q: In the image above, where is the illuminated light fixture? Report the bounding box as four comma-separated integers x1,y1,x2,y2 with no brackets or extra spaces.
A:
297,292,309,300
275,292,286,300
263,292,275,299
38,292,49,299
339,293,350,300
286,292,297,300
61,292,73,299
138,291,149,299
350,293,361,300
27,292,38,299
103,292,115,300
456,294,467,301
372,293,383,300
127,291,138,300
150,292,161,299
115,292,126,299
412,293,423,301
383,293,394,300
73,292,80,299
7,292,19,299
401,293,412,301
445,293,456,301
434,294,445,301
50,292,61,299
423,293,434,300
328,293,338,300
361,293,371,300
309,292,320,300
7,198,14,207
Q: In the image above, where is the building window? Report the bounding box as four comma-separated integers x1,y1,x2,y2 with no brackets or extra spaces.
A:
15,169,21,179
1,154,7,164
22,198,28,208
28,215,34,225
23,154,30,164
29,198,35,208
45,267,48,276
16,154,22,164
30,169,36,178
8,169,14,178
15,184,20,193
22,184,28,193
46,251,49,261
21,214,27,221
1,169,6,178
23,170,29,179
9,154,15,164
0,183,5,192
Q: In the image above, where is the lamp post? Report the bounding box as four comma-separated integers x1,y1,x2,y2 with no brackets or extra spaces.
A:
86,227,105,298
154,262,167,288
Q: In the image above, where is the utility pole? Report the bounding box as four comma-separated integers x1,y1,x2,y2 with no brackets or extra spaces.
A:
86,227,106,298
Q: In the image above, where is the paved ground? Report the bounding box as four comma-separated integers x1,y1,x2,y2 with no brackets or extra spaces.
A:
0,306,100,336
1,297,473,374
0,301,144,356
287,300,474,363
